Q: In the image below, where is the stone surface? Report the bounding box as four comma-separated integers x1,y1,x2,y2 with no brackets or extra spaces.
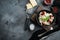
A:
0,0,60,40
0,0,32,40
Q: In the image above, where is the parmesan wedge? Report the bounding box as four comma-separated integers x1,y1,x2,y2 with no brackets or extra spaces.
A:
26,3,33,9
30,0,37,7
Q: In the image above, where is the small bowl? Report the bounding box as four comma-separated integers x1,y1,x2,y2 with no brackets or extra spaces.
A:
43,0,53,6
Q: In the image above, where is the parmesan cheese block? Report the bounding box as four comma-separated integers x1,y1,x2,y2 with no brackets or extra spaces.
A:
30,0,37,7
26,3,33,9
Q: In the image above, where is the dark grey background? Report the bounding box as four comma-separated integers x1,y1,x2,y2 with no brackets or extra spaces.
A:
0,0,32,40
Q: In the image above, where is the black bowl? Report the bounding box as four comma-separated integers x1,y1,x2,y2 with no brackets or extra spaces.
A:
36,10,56,26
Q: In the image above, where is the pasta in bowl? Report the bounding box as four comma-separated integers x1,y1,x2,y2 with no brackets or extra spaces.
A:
36,10,55,26
39,11,54,25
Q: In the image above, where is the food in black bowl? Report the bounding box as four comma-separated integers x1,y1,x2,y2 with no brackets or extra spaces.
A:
36,10,56,30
